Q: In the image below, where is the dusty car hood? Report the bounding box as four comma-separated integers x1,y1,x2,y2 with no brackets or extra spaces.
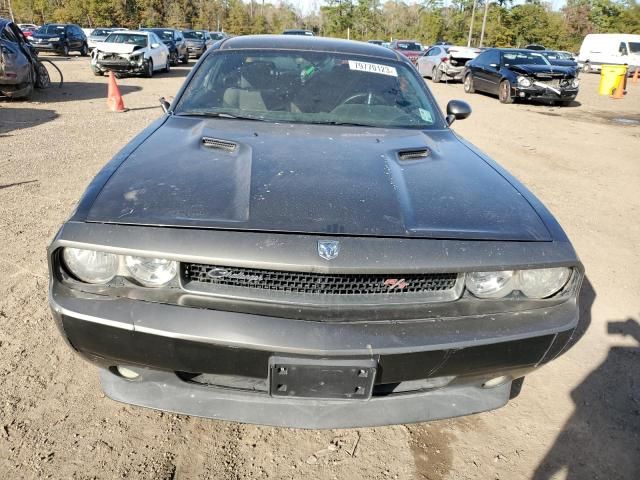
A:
94,43,141,54
86,117,551,241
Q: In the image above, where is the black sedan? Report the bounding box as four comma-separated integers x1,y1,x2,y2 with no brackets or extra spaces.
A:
463,48,579,106
30,23,88,56
48,36,583,428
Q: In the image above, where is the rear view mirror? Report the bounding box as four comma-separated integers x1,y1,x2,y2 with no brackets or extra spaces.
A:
446,100,472,126
489,63,499,68
151,43,160,49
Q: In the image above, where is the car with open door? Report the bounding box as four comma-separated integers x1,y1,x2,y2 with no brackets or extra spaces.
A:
463,48,579,106
49,36,583,429
390,39,423,64
1,18,50,98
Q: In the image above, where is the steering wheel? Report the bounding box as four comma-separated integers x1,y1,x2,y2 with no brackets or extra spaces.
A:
340,92,387,106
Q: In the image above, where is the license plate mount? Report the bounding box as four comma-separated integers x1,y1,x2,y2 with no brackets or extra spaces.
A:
269,356,377,400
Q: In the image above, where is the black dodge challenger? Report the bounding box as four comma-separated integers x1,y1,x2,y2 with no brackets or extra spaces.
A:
48,36,583,428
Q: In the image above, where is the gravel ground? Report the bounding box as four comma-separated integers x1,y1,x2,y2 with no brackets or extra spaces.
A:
0,55,638,480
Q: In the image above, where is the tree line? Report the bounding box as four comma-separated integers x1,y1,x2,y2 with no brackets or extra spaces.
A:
9,0,640,51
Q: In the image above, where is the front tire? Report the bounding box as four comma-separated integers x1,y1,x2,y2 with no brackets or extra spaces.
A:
582,62,591,73
163,58,171,73
499,79,514,104
80,43,88,56
144,59,153,78
91,66,103,76
463,73,475,93
180,53,189,65
61,43,69,56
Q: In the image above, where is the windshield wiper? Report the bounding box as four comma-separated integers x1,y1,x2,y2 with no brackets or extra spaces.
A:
175,111,266,122
307,120,379,127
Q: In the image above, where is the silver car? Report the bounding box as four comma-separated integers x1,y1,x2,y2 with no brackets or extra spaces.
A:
87,27,125,50
417,45,481,82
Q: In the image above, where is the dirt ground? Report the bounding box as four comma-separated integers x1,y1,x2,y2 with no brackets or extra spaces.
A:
1,55,638,480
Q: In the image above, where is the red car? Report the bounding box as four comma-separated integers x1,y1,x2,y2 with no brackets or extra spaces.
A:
390,39,423,64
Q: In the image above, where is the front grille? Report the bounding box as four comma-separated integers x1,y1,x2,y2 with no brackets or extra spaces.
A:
182,263,458,296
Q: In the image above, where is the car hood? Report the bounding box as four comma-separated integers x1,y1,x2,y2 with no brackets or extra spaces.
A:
32,33,64,40
508,64,576,78
95,43,142,54
186,39,204,45
86,117,551,241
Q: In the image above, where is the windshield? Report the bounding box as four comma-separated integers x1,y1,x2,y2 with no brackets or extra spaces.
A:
104,33,148,47
540,51,572,61
629,42,640,54
38,25,65,34
211,33,225,40
147,30,173,41
396,42,422,51
184,31,204,40
503,51,550,66
92,28,113,37
175,50,442,129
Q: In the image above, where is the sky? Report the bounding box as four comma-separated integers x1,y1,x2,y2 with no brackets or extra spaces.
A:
288,0,567,15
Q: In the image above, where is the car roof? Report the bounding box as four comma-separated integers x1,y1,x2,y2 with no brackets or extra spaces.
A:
218,35,400,61
109,30,150,36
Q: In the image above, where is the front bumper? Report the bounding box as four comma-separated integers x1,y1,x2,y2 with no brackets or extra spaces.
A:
514,84,578,101
186,44,205,57
31,41,64,52
51,277,578,428
92,59,145,74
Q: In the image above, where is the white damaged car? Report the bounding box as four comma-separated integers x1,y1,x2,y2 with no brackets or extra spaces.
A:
91,30,170,77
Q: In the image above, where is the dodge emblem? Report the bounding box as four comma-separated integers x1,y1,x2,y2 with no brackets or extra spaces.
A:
317,240,340,260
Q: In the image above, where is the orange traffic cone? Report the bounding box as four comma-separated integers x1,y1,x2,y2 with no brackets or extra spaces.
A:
610,73,626,99
107,71,126,112
633,67,639,85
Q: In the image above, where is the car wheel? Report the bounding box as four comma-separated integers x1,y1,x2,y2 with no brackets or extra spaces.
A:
163,57,171,73
91,66,103,76
432,66,442,83
170,52,178,66
62,43,69,56
80,43,89,56
499,79,513,104
145,59,154,78
582,62,591,73
463,73,475,93
180,54,189,65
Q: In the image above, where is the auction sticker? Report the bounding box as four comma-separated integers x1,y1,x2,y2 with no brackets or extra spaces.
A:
348,60,398,77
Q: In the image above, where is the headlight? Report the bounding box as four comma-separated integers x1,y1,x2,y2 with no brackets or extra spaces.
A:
125,256,177,287
518,267,571,299
517,76,532,87
466,267,572,299
465,271,515,298
62,248,118,284
571,78,579,88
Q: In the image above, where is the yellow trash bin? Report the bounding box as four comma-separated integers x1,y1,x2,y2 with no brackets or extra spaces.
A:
599,65,628,95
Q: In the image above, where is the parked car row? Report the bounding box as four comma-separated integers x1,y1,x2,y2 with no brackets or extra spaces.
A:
408,42,580,107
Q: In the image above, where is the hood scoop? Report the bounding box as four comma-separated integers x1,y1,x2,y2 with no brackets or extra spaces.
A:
202,136,238,152
398,149,431,161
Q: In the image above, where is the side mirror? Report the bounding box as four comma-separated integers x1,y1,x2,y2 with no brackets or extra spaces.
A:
489,63,499,69
159,97,171,114
446,100,471,126
151,43,160,49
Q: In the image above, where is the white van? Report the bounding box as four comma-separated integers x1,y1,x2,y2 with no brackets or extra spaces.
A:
578,33,640,73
